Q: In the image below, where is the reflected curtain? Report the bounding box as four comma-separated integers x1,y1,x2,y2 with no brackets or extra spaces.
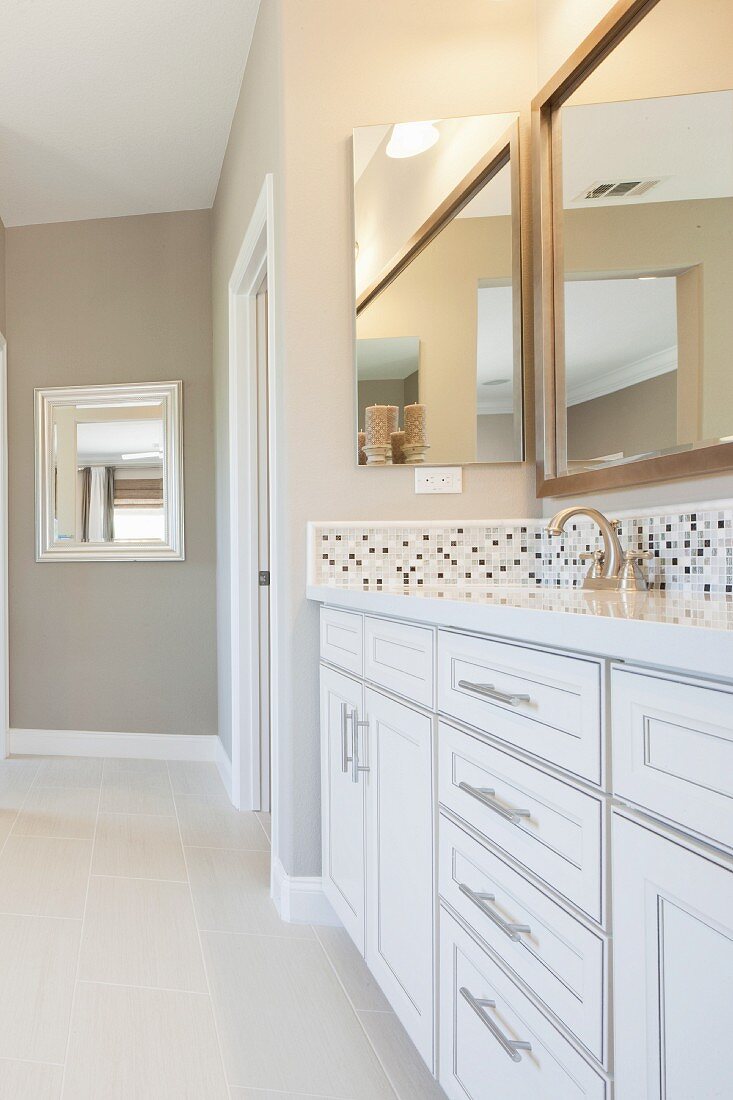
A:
80,466,115,542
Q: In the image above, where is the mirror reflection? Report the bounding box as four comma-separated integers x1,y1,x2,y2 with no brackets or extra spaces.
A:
557,0,733,473
36,382,183,561
353,113,523,466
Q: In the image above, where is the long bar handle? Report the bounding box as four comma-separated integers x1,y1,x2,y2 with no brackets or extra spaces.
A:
351,715,370,784
459,988,532,1062
458,883,531,942
458,680,531,707
458,781,531,825
340,703,353,773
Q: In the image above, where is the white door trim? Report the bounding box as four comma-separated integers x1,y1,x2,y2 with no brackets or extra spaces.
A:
0,335,8,758
227,176,279,865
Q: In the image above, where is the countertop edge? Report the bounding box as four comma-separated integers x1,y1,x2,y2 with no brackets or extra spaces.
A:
306,584,733,684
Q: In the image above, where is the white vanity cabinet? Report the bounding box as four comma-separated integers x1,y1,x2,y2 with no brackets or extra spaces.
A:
612,812,733,1100
315,596,733,1099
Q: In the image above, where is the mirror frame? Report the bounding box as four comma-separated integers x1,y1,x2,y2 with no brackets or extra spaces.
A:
35,380,184,562
532,0,733,496
354,119,524,463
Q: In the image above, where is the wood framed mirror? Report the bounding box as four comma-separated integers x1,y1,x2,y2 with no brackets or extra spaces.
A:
353,115,524,467
533,0,733,496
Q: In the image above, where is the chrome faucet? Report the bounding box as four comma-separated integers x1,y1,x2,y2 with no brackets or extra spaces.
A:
546,506,652,591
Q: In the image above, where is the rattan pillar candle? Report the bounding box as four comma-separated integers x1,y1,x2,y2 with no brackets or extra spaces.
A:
403,403,430,464
391,430,406,464
364,405,398,465
357,431,366,465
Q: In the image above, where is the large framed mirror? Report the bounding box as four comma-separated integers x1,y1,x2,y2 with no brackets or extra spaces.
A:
353,113,524,466
35,380,184,561
534,0,733,494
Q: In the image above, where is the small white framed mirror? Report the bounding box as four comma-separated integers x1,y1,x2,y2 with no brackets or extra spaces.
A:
35,381,184,562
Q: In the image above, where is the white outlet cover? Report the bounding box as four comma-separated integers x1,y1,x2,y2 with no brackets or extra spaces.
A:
414,467,463,494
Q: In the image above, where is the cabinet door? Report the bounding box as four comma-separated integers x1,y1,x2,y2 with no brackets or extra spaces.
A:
613,813,733,1100
364,687,435,1068
320,665,366,952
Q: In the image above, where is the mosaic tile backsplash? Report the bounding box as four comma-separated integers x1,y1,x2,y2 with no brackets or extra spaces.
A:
312,503,733,596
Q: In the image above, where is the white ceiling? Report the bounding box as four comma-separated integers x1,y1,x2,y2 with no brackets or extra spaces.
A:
77,419,163,464
562,91,733,208
0,0,260,226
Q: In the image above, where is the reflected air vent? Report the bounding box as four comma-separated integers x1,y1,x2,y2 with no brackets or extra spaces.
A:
574,178,663,201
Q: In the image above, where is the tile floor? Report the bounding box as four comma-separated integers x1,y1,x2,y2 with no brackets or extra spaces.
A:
0,756,445,1100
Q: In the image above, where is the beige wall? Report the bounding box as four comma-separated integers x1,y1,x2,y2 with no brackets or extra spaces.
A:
211,0,283,762
0,216,5,334
568,371,677,461
357,215,514,464
477,413,516,462
6,210,217,736
210,0,538,877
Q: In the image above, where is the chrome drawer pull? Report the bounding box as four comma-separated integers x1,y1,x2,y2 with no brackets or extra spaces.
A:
458,883,531,941
458,679,531,707
351,714,370,784
459,987,532,1062
458,781,531,825
340,703,353,773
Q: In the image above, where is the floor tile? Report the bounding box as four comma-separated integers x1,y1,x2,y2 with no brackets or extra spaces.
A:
203,931,395,1097
93,812,187,881
175,794,269,850
0,759,40,809
255,812,271,840
33,758,102,790
0,810,16,849
62,982,228,1099
186,847,311,937
0,1059,63,1100
12,786,98,839
358,1010,447,1099
0,914,80,1063
101,759,174,816
167,761,223,797
0,835,91,918
79,876,207,992
315,925,391,1012
229,1091,336,1099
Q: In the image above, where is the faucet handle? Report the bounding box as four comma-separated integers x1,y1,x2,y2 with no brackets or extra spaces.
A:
623,548,653,561
619,548,653,591
579,549,605,580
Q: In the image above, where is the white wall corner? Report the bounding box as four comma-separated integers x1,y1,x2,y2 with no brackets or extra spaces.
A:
271,857,341,927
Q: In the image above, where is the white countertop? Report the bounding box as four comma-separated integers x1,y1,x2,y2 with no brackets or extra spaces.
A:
307,583,733,682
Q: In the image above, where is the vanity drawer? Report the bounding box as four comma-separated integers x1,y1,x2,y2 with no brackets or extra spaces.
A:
612,666,733,851
439,908,608,1100
364,616,434,708
320,607,363,676
437,630,602,784
439,722,605,924
439,815,607,1063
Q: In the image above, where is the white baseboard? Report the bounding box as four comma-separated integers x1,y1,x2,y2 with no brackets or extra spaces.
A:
271,857,340,926
215,736,233,799
8,728,219,761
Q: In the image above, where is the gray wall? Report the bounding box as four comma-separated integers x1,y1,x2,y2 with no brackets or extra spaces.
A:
6,210,217,736
567,372,677,462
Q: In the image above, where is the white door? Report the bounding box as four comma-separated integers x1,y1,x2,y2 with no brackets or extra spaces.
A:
255,282,271,811
320,665,366,951
364,688,435,1068
613,812,733,1100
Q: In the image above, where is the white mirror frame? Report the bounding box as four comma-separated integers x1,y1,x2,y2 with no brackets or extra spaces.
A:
35,380,184,562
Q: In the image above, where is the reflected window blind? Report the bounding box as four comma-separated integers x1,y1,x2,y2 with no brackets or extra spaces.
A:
113,478,164,508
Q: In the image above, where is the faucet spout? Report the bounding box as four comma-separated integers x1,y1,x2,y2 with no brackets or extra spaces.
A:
546,506,623,581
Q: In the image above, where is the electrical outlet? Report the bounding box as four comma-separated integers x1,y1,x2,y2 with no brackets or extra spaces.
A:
414,467,463,494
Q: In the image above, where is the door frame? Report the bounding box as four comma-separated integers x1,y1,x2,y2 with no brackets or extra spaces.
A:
0,335,7,757
227,176,279,848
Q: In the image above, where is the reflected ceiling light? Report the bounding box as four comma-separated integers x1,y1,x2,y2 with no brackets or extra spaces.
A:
386,121,439,159
638,276,658,280
121,449,162,461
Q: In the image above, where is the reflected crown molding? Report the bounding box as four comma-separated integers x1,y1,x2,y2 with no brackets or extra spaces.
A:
566,345,677,407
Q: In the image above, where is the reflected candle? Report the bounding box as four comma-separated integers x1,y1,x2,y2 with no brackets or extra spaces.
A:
404,403,427,445
365,405,398,447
